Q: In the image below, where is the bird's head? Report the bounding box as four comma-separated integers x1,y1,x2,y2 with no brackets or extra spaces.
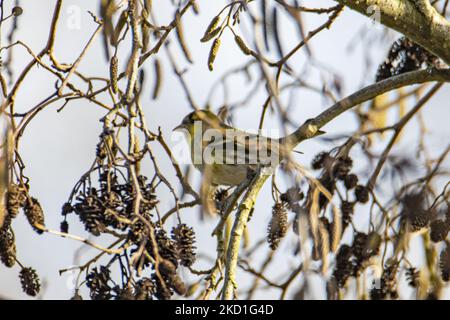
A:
173,110,224,135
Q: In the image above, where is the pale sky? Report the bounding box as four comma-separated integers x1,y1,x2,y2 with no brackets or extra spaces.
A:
0,0,449,299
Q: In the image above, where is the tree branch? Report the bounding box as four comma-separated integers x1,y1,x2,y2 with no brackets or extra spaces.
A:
222,171,270,300
336,0,450,65
283,68,450,147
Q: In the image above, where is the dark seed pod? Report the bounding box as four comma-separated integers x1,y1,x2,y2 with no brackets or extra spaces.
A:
114,285,135,300
152,273,172,300
73,192,105,237
318,175,335,208
280,187,304,208
61,202,73,215
60,220,69,233
155,229,179,267
376,61,393,82
213,188,228,213
6,184,27,219
370,288,384,300
170,274,187,296
134,278,155,300
401,192,431,232
24,197,45,234
128,220,146,244
171,224,196,267
354,185,369,204
19,267,41,297
430,220,449,243
375,37,439,82
352,232,380,276
340,201,354,228
410,214,430,232
70,291,83,300
333,156,353,180
86,266,112,300
352,232,369,261
157,259,186,296
267,202,288,250
406,267,420,288
382,263,399,300
426,292,439,300
0,226,16,268
440,245,450,281
311,152,330,170
332,244,353,288
344,174,358,190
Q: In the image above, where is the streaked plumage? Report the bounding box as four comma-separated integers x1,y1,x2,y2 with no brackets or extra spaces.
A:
174,110,284,186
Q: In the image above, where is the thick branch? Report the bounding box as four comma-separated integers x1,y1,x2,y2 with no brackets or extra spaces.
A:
283,68,450,147
336,0,450,65
222,172,270,300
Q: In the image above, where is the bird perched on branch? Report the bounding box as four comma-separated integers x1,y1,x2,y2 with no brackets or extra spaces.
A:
173,109,325,188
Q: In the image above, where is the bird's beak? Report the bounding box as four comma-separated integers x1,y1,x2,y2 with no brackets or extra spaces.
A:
173,123,187,132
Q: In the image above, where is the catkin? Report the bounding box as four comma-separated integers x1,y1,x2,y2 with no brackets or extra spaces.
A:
272,7,284,60
110,56,118,94
200,16,220,42
175,11,193,63
141,25,150,52
111,10,128,46
318,219,330,274
0,74,7,97
192,1,200,14
152,59,162,99
141,9,150,52
331,206,342,252
133,134,141,174
234,35,252,55
208,38,221,71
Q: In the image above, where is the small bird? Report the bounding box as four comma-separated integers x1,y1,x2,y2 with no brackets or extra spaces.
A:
173,109,324,187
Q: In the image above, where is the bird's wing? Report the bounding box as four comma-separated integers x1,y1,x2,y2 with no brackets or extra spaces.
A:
203,129,281,166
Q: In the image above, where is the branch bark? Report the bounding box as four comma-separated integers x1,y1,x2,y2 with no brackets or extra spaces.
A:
336,0,450,65
222,172,270,300
283,68,450,147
